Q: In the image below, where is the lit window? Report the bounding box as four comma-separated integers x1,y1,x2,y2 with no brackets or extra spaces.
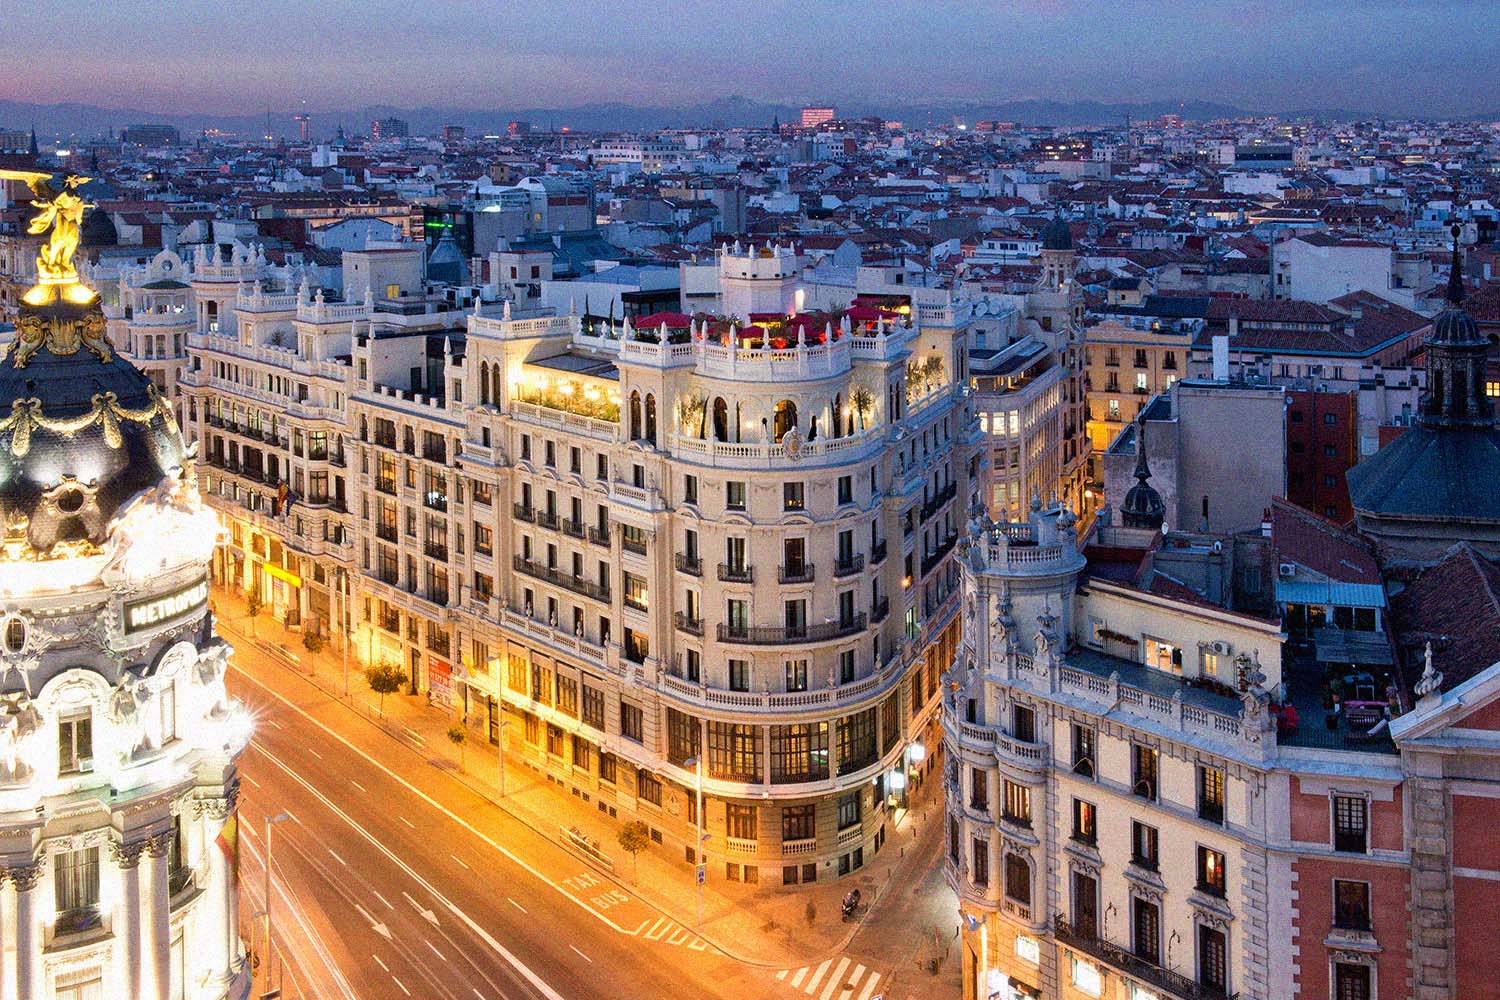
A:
1071,956,1102,997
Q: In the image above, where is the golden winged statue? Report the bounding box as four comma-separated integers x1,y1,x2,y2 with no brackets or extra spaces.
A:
0,169,96,306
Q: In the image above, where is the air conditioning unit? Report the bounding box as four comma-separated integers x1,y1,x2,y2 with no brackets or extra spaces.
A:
1278,562,1297,578
77,758,94,774
1210,640,1232,656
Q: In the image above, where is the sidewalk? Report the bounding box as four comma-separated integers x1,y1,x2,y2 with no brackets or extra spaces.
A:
213,589,949,969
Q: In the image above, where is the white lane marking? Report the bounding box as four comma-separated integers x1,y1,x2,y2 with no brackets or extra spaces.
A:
451,854,470,870
372,889,394,910
354,904,392,941
306,747,323,760
242,773,262,788
241,824,258,843
804,959,832,995
569,944,592,963
284,808,303,825
473,991,486,1000
507,897,527,913
239,834,357,999
328,849,346,866
268,719,285,730
403,727,426,744
372,952,388,972
817,957,850,1000
426,940,447,961
391,975,412,997
854,972,882,1000
399,815,416,829
230,663,643,938
351,779,367,793
402,890,441,926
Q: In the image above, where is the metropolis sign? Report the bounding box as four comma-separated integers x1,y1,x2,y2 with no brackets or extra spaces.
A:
124,578,210,634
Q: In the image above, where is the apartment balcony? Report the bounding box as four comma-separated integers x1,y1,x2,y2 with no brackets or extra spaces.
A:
675,553,702,577
870,539,888,565
588,525,611,547
561,518,586,539
536,510,559,530
872,596,890,623
674,612,704,637
513,503,536,523
1054,919,1236,1000
375,524,397,543
512,555,610,602
717,563,754,583
375,478,397,497
921,533,959,576
778,563,815,585
424,542,448,561
717,613,866,645
921,481,958,523
622,537,647,556
833,554,865,578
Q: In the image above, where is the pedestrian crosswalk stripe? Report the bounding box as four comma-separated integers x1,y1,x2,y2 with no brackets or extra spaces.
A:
803,959,832,995
775,959,881,1000
817,958,850,1000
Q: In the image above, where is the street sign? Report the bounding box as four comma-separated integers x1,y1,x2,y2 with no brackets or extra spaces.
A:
695,864,706,885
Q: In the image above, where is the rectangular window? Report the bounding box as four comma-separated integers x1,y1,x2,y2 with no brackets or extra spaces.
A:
581,682,604,730
781,804,816,842
1004,852,1030,906
1143,636,1181,673
1196,846,1226,896
621,702,644,743
1334,963,1371,1000
770,723,829,783
782,482,804,511
784,658,808,692
728,657,750,692
1072,799,1096,845
1003,780,1031,827
1071,955,1102,998
58,711,93,774
1334,879,1372,931
638,770,662,806
54,846,101,932
598,752,617,784
555,675,578,718
971,838,989,886
1131,743,1158,800
1131,821,1159,870
835,709,877,775
666,708,701,767
837,475,852,504
837,791,861,830
1334,796,1368,853
1072,870,1099,939
1198,925,1228,992
726,480,746,510
1011,703,1035,743
571,734,591,771
1072,724,1095,778
1199,765,1225,823
623,571,649,611
707,721,760,782
969,766,989,812
1132,897,1160,964
684,474,698,504
726,803,757,840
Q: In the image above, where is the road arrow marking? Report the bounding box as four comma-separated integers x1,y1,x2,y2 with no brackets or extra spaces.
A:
403,890,440,926
355,904,393,941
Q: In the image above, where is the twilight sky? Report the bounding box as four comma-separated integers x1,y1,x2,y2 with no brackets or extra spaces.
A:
2,0,1496,116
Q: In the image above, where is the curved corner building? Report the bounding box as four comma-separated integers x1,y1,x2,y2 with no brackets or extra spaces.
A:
0,244,249,997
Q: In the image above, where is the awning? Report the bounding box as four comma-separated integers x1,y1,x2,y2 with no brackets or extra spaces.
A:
1276,579,1385,609
1312,627,1394,666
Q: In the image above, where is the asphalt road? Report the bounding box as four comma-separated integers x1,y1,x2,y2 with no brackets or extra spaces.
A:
223,618,957,1000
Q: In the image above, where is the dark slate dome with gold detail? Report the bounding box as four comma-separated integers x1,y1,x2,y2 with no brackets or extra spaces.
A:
0,169,184,559
1348,226,1500,558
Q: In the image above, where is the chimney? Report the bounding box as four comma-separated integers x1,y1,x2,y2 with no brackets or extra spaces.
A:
1211,335,1230,381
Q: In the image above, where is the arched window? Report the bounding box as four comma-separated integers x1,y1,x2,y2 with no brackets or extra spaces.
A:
479,362,490,405
712,397,729,442
629,391,643,441
773,399,798,443
644,393,658,444
832,393,844,438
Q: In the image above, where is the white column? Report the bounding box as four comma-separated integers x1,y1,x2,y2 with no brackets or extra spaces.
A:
203,804,238,985
0,872,10,1000
110,840,146,1000
144,833,172,1000
11,862,42,1000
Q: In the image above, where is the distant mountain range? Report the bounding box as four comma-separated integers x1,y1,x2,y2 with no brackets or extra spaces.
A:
0,95,1481,142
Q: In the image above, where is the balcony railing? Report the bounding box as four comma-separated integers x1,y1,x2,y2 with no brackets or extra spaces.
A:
675,553,702,576
872,596,890,623
376,523,397,543
512,556,611,602
778,563,815,584
1054,918,1236,1000
718,613,866,645
717,563,754,583
513,503,536,523
834,554,865,578
536,510,559,530
674,612,704,636
921,534,959,575
424,542,448,561
588,525,611,547
871,539,888,564
921,481,958,522
561,518,586,539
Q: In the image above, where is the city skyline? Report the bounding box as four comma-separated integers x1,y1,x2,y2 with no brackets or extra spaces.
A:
6,1,1500,118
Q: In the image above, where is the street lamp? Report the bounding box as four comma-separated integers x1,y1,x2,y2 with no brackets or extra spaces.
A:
683,755,706,928
264,812,292,993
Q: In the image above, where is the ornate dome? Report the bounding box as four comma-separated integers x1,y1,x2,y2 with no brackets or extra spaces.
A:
0,298,185,557
1040,213,1073,252
1429,229,1481,347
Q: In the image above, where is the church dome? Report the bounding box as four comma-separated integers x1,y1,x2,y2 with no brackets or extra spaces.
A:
1120,417,1165,531
1040,214,1073,251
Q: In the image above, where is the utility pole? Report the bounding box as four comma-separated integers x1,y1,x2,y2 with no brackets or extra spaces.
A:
685,754,706,927
339,569,350,698
263,812,291,992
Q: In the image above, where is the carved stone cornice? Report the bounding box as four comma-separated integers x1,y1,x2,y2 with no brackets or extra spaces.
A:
144,832,173,859
8,860,42,891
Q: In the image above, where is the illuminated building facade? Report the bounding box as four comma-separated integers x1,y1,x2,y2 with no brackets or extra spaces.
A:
0,173,249,999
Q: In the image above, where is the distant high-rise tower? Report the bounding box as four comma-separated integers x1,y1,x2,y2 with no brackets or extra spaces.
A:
371,116,409,141
800,106,836,128
294,113,310,142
